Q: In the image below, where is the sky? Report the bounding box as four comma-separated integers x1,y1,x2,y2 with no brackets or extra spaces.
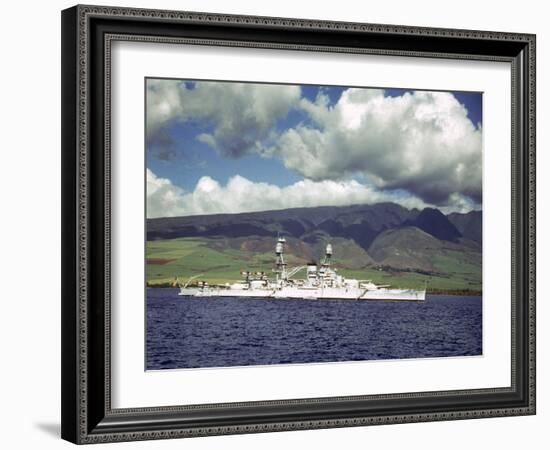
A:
146,78,482,218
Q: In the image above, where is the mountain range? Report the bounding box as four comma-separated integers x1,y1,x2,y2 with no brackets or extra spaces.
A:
147,203,482,277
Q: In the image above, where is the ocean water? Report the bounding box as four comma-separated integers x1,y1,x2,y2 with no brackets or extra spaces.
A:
146,288,482,370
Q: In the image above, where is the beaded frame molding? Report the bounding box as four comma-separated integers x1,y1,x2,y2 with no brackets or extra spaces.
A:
61,4,536,444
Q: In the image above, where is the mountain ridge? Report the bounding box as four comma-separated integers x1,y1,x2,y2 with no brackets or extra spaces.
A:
147,202,480,244
146,203,482,292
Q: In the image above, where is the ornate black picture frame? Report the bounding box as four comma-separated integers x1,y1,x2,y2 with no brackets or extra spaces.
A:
61,4,536,444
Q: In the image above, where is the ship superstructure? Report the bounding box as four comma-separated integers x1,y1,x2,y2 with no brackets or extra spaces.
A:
178,237,426,302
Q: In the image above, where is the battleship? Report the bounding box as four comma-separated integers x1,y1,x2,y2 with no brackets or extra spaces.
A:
177,237,426,302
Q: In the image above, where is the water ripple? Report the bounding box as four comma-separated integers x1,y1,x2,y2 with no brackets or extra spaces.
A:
146,289,482,370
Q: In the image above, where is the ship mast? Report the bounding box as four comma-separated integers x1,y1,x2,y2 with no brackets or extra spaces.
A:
274,236,288,282
319,243,333,287
322,243,332,267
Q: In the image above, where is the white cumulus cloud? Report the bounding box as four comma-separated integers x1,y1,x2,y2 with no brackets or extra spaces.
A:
146,169,435,218
146,169,188,218
146,79,301,158
146,80,482,210
271,89,482,205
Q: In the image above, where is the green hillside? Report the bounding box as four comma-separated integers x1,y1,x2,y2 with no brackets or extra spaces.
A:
146,236,481,294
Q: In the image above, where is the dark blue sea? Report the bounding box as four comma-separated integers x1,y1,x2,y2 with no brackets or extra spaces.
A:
146,288,482,370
